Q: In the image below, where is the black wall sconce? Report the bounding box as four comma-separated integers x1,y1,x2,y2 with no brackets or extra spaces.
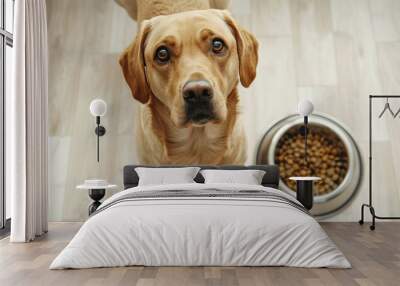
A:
89,99,107,162
297,99,314,164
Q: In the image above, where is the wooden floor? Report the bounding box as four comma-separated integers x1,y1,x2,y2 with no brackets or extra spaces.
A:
0,222,399,286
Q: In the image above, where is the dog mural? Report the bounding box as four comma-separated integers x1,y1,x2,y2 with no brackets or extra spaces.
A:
117,0,258,164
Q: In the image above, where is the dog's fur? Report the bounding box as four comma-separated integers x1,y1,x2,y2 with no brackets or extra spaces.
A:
115,0,231,22
118,0,258,164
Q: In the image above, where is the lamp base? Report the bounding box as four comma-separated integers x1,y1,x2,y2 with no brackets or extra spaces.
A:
88,189,106,215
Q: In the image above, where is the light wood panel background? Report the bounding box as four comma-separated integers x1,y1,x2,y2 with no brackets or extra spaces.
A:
46,0,400,221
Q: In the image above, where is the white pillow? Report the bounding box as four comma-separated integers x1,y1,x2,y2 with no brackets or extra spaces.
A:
135,167,200,186
200,169,266,185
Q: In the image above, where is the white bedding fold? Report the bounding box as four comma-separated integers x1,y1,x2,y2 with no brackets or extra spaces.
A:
50,183,350,269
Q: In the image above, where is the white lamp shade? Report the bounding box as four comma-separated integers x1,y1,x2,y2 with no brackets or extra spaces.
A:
298,99,314,116
90,99,107,117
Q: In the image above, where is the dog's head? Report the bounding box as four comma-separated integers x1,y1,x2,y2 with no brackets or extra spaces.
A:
119,9,258,127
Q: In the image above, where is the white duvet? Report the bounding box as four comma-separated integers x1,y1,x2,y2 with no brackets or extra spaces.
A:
50,183,350,269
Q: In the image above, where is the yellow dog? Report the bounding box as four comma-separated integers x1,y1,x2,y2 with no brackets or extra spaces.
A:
118,0,258,164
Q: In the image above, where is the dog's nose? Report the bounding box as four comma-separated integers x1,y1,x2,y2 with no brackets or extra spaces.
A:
182,80,213,102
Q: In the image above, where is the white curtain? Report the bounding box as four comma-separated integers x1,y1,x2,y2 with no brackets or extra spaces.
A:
8,0,48,242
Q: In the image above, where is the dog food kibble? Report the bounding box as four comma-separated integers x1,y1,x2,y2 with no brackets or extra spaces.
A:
274,125,349,196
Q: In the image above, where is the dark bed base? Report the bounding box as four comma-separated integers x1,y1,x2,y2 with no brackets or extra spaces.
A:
123,165,280,190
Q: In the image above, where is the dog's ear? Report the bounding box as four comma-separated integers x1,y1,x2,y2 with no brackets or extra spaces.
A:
119,21,151,104
220,10,258,87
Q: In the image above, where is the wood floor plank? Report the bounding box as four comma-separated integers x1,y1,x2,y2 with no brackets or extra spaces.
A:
0,222,399,285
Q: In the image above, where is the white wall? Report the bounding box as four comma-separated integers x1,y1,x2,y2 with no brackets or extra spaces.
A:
47,0,400,221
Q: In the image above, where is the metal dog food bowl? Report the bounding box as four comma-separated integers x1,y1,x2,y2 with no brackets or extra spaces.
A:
256,113,362,217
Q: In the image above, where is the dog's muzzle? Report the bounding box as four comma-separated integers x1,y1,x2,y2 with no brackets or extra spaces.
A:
183,80,214,124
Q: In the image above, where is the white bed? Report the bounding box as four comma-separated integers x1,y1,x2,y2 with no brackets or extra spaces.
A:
50,183,350,269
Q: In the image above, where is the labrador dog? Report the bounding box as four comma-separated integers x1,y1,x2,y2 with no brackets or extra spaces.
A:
118,1,258,164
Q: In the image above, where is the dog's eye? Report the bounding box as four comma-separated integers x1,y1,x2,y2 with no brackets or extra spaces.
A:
155,46,170,64
211,38,225,54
